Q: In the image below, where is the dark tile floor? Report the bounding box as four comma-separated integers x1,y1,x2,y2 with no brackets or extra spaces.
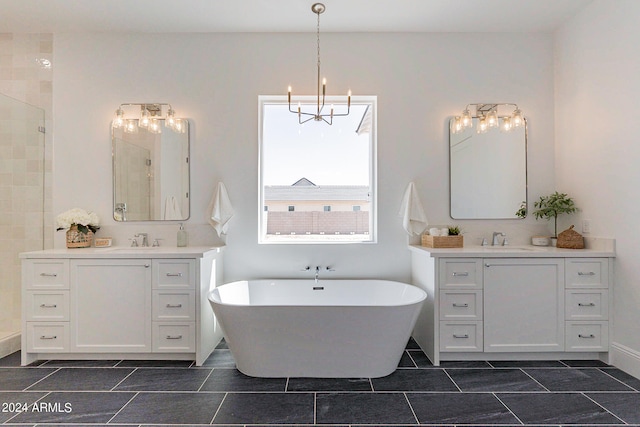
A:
1,339,639,426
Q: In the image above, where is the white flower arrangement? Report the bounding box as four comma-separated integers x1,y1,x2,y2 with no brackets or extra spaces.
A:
56,208,100,234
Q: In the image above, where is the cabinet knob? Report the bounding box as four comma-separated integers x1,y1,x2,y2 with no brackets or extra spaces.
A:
452,303,469,308
453,334,469,339
39,273,57,277
166,273,183,277
578,271,595,276
452,272,469,277
166,304,183,308
39,304,57,308
578,302,596,307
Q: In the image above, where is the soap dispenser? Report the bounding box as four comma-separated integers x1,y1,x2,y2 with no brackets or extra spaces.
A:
177,223,188,247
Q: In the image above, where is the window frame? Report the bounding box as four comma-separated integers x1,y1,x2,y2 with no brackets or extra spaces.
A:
258,95,377,245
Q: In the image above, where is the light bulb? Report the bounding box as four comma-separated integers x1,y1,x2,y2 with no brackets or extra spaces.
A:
165,108,176,129
500,117,513,132
148,118,162,134
512,108,524,127
487,109,499,128
139,108,150,128
451,116,463,134
477,115,488,134
461,108,473,128
173,119,186,134
112,108,124,129
124,119,138,134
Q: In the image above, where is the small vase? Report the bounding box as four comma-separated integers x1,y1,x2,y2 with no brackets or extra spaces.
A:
66,224,94,248
550,237,557,247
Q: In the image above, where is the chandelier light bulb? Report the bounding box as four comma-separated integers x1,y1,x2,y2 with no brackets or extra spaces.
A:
487,109,499,128
124,119,138,134
500,116,513,132
477,115,489,134
512,108,524,127
148,118,162,134
461,108,473,128
165,108,176,129
139,109,150,128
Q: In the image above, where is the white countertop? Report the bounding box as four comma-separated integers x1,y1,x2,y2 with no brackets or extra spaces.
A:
19,246,224,259
409,240,615,258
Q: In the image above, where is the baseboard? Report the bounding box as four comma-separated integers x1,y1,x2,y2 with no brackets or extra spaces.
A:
610,341,640,380
0,332,21,359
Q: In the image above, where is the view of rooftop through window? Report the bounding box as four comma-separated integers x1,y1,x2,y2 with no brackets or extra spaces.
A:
259,99,376,243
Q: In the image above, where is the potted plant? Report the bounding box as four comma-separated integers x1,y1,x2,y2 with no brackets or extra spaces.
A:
532,192,577,243
56,208,100,248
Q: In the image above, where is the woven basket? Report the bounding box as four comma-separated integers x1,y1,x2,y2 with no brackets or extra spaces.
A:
556,225,584,249
66,224,94,248
421,234,463,248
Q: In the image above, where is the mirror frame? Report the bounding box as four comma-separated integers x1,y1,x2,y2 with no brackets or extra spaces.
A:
449,117,528,220
112,119,190,222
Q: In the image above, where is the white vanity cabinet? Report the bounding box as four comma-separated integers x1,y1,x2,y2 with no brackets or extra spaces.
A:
410,244,615,366
21,247,223,366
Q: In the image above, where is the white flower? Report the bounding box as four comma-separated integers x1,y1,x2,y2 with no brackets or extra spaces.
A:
56,208,100,234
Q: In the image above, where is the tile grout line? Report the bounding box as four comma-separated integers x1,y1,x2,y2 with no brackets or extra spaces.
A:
519,367,551,392
106,390,139,424
493,392,526,425
196,367,216,392
598,367,640,392
402,391,420,425
110,367,138,391
313,391,317,425
581,391,629,425
405,350,418,368
22,367,61,391
209,391,227,424
442,368,463,392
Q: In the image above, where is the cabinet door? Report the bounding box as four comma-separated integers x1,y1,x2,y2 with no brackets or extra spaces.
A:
483,259,564,352
70,259,152,352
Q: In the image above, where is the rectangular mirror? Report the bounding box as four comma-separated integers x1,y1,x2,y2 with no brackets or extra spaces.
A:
112,120,190,221
449,117,527,219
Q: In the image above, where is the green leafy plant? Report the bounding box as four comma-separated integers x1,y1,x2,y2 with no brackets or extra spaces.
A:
532,192,577,237
448,226,461,236
515,201,527,218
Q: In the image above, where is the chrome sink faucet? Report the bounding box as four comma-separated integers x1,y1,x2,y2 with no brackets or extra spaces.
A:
492,232,505,246
136,233,149,247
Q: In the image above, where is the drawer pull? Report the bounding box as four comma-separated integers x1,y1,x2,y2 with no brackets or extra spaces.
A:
40,335,57,340
166,273,183,277
452,272,469,277
452,303,469,308
578,334,596,339
39,303,58,308
453,334,469,339
578,302,596,307
578,271,596,276
166,335,183,340
166,303,183,308
39,273,58,277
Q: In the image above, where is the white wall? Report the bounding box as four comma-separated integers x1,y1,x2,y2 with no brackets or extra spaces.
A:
53,32,555,283
555,0,640,377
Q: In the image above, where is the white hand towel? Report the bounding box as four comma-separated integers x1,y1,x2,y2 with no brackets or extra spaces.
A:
208,182,235,236
164,196,182,220
398,182,428,236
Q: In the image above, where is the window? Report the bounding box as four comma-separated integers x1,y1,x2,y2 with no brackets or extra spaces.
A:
259,96,377,244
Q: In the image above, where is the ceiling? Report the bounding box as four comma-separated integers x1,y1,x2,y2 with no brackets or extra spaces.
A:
0,0,592,33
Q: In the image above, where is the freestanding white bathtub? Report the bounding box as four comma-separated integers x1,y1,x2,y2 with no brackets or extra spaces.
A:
208,279,426,378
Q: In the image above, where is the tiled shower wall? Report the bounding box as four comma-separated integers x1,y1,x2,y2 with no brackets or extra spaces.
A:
0,33,53,328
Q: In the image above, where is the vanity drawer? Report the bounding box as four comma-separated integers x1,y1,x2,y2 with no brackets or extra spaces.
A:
565,259,609,289
26,322,69,352
565,290,608,320
153,260,195,289
25,291,70,321
439,291,483,321
440,321,483,352
152,291,195,321
439,259,482,289
24,260,69,289
566,322,609,351
153,323,195,352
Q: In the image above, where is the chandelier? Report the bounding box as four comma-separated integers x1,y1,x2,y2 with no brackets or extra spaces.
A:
450,103,525,134
287,3,351,125
111,103,186,134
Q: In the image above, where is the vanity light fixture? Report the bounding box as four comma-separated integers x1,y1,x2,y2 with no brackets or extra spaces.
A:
451,103,525,134
287,3,351,125
111,103,186,134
